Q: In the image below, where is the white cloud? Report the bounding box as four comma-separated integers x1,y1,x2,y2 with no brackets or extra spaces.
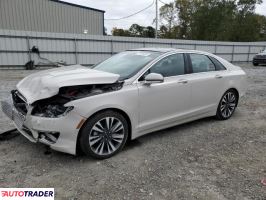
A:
62,0,266,34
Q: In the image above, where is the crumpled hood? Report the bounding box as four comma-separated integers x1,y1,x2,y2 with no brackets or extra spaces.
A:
16,65,120,104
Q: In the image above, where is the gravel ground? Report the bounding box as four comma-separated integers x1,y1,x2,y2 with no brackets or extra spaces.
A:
0,63,265,200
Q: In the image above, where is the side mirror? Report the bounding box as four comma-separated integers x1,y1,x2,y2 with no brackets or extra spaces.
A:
144,73,164,84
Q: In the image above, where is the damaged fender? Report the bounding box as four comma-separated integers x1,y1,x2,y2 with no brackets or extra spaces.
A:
31,82,124,118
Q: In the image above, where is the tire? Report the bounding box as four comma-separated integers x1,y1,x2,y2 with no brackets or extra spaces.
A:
253,63,258,66
216,89,238,120
79,110,128,159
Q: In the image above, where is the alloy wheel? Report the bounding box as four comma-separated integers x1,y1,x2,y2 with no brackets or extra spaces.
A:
89,117,125,156
220,92,237,118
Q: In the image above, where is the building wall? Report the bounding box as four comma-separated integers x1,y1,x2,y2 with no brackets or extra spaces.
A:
0,0,104,35
0,29,266,68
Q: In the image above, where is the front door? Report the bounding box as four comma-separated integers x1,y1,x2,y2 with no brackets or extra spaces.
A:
137,53,191,133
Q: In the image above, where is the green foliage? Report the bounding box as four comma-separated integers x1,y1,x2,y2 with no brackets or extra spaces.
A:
111,0,265,41
112,24,155,38
112,28,131,37
159,0,266,41
159,2,178,38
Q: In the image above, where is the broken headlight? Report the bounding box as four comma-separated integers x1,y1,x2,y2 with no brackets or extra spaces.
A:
32,104,74,118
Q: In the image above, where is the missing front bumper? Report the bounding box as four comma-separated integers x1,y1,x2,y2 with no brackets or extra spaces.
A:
1,95,83,155
1,97,26,131
1,98,60,145
2,98,36,142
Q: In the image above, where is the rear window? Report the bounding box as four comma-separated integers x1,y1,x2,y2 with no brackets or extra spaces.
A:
190,54,216,73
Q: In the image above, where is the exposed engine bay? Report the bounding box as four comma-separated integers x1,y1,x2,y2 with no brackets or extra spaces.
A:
19,82,123,118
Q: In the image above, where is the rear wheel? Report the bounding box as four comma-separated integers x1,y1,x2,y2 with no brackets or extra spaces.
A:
253,63,258,66
79,110,128,159
216,90,238,120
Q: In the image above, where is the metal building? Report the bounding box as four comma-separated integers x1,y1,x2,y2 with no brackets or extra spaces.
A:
0,0,105,35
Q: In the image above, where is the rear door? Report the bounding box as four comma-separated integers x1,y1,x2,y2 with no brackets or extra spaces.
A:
185,53,227,114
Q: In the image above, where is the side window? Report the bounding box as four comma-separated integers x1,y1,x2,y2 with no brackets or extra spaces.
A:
190,54,216,73
209,56,226,71
149,54,185,77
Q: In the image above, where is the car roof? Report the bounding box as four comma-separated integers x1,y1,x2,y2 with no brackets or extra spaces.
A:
129,48,177,53
129,48,210,55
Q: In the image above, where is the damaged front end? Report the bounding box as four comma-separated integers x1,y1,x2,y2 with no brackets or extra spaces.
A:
1,81,124,154
31,82,124,118
1,65,124,155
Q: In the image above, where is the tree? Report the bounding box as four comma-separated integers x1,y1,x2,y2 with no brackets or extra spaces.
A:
143,26,156,38
159,2,178,38
112,27,131,37
129,24,144,37
256,14,266,40
111,24,155,38
189,0,237,40
158,0,265,41
112,0,266,41
175,0,195,39
230,0,263,41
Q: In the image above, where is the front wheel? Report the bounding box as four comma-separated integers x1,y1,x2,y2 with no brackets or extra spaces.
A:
216,90,238,120
79,110,128,159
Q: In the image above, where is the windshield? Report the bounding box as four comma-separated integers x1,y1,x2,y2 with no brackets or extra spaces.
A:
93,51,162,80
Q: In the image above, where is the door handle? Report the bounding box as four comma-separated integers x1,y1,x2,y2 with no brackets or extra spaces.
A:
215,75,223,79
178,79,188,84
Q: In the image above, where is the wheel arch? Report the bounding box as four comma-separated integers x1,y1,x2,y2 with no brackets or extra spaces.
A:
76,108,132,154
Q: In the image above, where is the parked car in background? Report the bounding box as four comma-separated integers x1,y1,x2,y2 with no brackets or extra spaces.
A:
1,48,247,159
253,49,266,66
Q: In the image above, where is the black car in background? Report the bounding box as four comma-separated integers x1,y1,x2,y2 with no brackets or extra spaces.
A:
253,49,266,66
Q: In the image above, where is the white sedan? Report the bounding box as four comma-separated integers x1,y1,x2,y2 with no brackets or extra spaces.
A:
1,48,247,159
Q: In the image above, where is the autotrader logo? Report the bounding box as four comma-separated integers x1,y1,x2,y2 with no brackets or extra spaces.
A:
0,188,54,200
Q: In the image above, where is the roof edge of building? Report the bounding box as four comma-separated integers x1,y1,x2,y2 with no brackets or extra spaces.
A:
50,0,105,13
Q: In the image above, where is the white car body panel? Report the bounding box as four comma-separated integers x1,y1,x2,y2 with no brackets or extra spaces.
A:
1,48,247,155
137,75,191,133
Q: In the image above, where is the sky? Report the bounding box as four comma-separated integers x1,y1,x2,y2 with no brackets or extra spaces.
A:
63,0,266,34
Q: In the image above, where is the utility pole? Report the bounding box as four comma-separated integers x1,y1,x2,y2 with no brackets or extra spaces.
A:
155,0,158,38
